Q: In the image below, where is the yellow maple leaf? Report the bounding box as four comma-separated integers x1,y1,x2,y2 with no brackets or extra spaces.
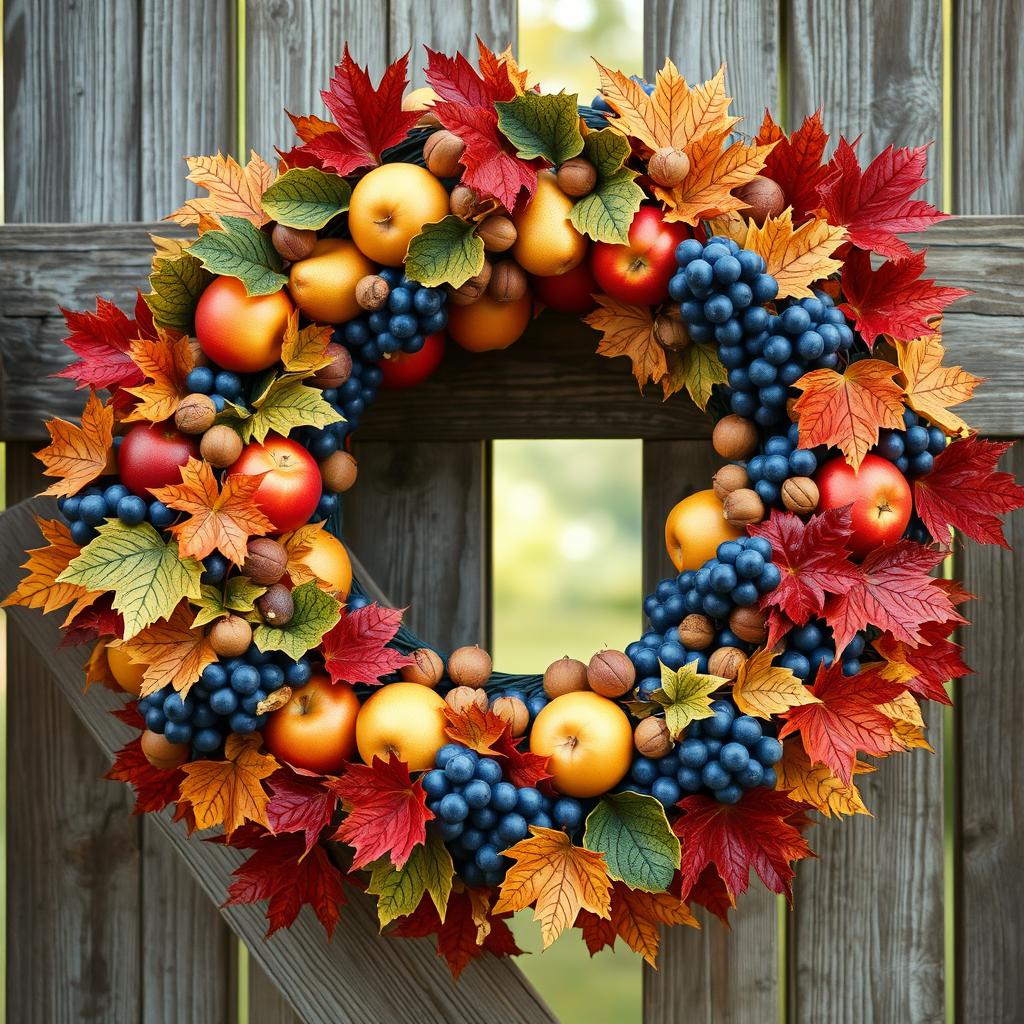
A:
743,209,847,299
895,331,981,437
149,233,191,268
178,732,279,836
280,311,335,373
777,739,874,819
732,648,822,719
279,522,333,588
707,210,749,245
122,333,195,424
149,457,275,564
168,150,274,228
494,826,612,947
879,690,933,751
2,516,98,615
585,296,667,389
36,389,114,498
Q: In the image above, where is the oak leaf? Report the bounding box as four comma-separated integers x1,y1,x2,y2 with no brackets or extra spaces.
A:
895,330,981,436
320,603,411,686
54,297,147,393
755,110,830,223
732,647,822,719
2,517,98,616
743,209,846,299
122,333,195,423
585,296,666,389
776,739,874,818
36,389,114,497
168,151,274,228
265,769,341,856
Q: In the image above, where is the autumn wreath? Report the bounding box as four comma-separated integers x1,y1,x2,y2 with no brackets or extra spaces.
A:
7,41,1024,976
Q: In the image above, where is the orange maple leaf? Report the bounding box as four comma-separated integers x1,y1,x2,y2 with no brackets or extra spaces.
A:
279,522,338,589
776,739,874,819
168,151,274,228
280,312,334,373
122,333,195,424
793,359,906,471
894,331,981,437
597,882,699,967
2,516,98,616
585,296,667,389
178,732,279,837
149,458,275,564
84,638,121,693
36,389,114,498
112,600,218,696
732,648,822,720
442,704,508,756
743,209,847,299
494,826,612,947
878,690,932,751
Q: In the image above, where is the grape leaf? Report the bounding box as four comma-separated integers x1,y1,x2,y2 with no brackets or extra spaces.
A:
320,603,411,686
54,297,147,393
839,248,969,346
583,791,681,892
260,167,351,229
265,769,341,856
366,830,454,927
192,576,267,629
674,789,814,902
651,660,728,738
913,436,1024,547
404,215,485,288
585,296,667,390
328,753,433,870
168,150,274,227
280,314,334,373
57,520,202,639
236,374,343,444
792,358,906,471
36,389,114,498
742,209,846,299
776,739,874,819
122,333,195,424
495,91,584,165
188,216,287,296
144,252,212,334
755,109,830,223
178,732,279,837
106,733,186,815
895,330,981,436
818,137,948,259
662,340,727,409
494,826,612,947
569,127,644,244
253,580,342,661
732,647,822,719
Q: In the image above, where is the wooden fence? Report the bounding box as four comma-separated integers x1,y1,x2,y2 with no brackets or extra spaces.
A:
0,1,1021,1022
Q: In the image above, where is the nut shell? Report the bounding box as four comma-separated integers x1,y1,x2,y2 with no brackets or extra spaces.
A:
450,184,481,219
735,177,786,226
678,613,715,651
781,476,820,515
174,393,217,435
319,450,358,493
445,685,489,714
556,157,597,198
713,414,759,460
243,537,288,585
424,130,466,178
712,463,749,502
648,146,690,188
477,214,517,252
256,584,294,626
723,487,766,527
447,645,492,688
200,425,244,469
654,314,689,351
312,342,353,390
708,646,747,680
587,649,636,698
271,224,317,262
729,607,767,645
355,274,390,311
209,615,253,657
449,261,492,305
400,648,445,687
543,656,589,699
634,716,672,758
491,696,529,736
488,260,528,303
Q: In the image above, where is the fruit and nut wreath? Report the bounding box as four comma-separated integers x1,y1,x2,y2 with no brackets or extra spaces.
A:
7,42,1024,976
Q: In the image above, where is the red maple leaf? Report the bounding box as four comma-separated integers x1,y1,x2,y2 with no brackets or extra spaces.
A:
225,831,346,938
838,248,969,346
674,789,815,903
328,754,433,870
575,907,618,956
749,507,861,648
824,540,961,652
60,594,123,647
320,604,411,686
265,768,340,856
299,47,420,175
684,864,735,925
106,734,184,815
755,109,830,223
914,437,1024,547
492,727,553,789
874,617,971,705
54,296,146,393
817,137,948,259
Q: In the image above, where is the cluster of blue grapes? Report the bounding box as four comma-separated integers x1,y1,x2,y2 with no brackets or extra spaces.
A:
684,536,782,620
629,625,751,700
184,365,249,415
58,478,175,545
137,643,313,753
746,422,819,508
777,620,866,681
423,743,584,886
874,409,946,478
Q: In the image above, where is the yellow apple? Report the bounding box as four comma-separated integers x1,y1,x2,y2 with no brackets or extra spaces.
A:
288,238,375,324
295,530,352,597
529,691,633,797
512,170,588,276
665,489,742,572
106,644,145,696
355,682,448,771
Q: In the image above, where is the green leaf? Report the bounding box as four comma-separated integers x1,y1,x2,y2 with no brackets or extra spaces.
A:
57,521,202,640
366,831,453,928
192,577,267,628
672,341,728,411
583,791,681,892
652,660,726,738
495,92,584,165
238,375,344,444
570,128,644,244
260,168,352,230
404,215,484,288
187,215,288,296
144,252,211,333
253,581,342,661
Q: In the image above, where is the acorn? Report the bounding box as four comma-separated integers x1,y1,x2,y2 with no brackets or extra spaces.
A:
319,450,358,493
708,646,747,681
729,607,767,645
543,656,589,699
209,615,252,657
355,274,390,311
271,224,317,262
311,342,352,390
450,184,481,219
200,425,243,469
556,157,597,198
399,647,445,687
424,130,466,178
587,649,635,698
488,261,528,303
477,214,517,252
243,537,288,585
649,146,690,188
678,613,715,651
723,487,766,527
713,414,759,460
735,176,786,226
141,730,190,770
491,696,529,736
712,463,749,502
174,393,216,435
654,314,689,351
256,584,294,626
634,716,672,758
448,261,492,306
445,685,489,714
447,645,492,688
782,476,820,515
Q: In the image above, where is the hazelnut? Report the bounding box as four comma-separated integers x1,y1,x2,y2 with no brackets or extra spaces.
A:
448,261,492,305
491,695,529,736
477,214,517,252
487,261,528,303
445,685,488,714
781,476,820,515
654,314,689,351
543,656,589,699
556,157,597,198
729,607,767,645
209,615,253,657
587,649,635,698
648,146,690,188
447,645,492,688
735,177,786,226
311,342,352,390
174,393,217,435
256,584,294,626
355,274,390,311
634,717,672,758
708,646,747,681
723,487,766,527
271,224,317,262
712,414,759,460
140,730,190,770
678,614,715,651
400,647,445,687
450,184,481,219
200,425,243,468
424,130,466,178
188,338,210,368
319,450,358,493
712,463,749,502
243,537,288,585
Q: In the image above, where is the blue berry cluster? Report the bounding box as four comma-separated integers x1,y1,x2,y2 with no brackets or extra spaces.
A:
874,409,946,478
183,365,247,415
59,480,175,545
685,536,782,620
423,743,584,886
777,620,865,681
138,643,313,754
745,422,820,508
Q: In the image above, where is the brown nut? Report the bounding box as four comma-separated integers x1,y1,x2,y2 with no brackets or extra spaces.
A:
448,260,492,305
424,130,466,178
445,685,489,714
708,646,747,681
587,649,636,698
543,656,590,699
634,716,673,758
781,476,820,515
648,146,690,188
491,695,529,736
208,615,253,657
256,583,294,626
713,414,759,460
477,214,517,252
174,393,217,435
140,730,190,770
729,607,767,645
449,184,481,219
712,463,750,502
447,645,492,688
654,314,689,351
678,613,716,651
188,338,210,368
200,425,244,468
487,260,528,303
243,537,288,585
271,224,317,262
400,648,445,687
735,176,786,226
723,487,766,527
319,450,358,493
556,157,597,198
311,342,353,390
355,274,390,311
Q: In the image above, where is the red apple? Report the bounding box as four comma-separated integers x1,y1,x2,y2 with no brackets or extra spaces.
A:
815,454,912,558
117,423,199,498
529,261,599,314
590,205,691,305
227,435,322,532
379,332,445,390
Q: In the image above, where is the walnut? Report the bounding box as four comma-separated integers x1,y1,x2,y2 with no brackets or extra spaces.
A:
271,224,317,262
735,177,786,226
447,645,492,688
712,463,750,502
543,656,589,698
634,717,673,757
678,614,715,651
319,450,358,493
781,476,820,515
174,393,216,435
708,646,747,680
243,537,288,585
491,696,529,736
477,214,517,252
400,648,445,687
